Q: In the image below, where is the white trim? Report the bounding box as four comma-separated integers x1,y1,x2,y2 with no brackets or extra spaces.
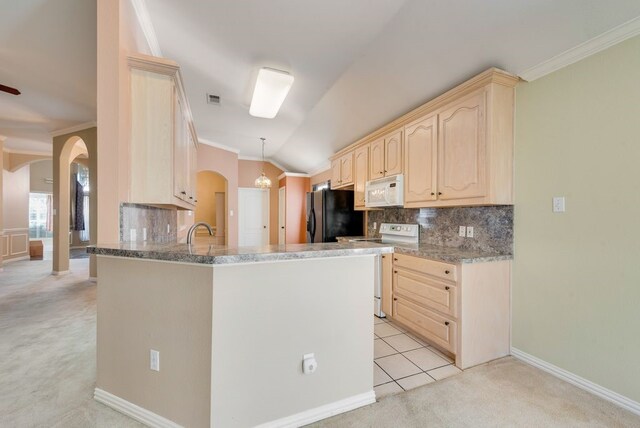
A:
130,0,163,57
198,138,240,154
50,122,97,138
51,270,69,276
518,15,640,81
277,172,310,179
238,155,288,172
94,388,181,428
511,348,640,416
2,147,52,156
255,391,376,428
308,164,331,177
1,255,30,264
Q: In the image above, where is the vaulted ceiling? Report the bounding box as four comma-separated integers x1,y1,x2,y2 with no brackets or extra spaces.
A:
1,0,640,172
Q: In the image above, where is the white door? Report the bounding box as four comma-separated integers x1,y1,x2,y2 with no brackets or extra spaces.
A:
238,188,269,246
278,187,286,245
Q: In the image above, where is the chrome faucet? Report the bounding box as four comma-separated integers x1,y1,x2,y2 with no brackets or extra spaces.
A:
187,222,213,244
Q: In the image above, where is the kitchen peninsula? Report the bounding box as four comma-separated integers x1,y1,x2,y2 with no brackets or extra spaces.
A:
88,241,393,428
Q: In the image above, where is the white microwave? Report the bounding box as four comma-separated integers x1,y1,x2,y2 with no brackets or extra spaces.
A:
365,175,404,208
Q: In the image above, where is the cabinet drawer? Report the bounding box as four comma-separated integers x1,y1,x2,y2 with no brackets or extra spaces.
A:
393,297,457,353
394,253,457,282
394,268,457,318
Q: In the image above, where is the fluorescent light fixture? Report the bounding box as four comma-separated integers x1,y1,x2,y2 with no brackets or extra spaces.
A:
249,67,294,119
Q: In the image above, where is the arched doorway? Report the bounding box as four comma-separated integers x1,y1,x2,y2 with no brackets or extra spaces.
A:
52,128,97,277
194,171,228,245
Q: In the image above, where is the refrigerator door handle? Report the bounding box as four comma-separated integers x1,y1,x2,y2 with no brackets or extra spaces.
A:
309,208,317,243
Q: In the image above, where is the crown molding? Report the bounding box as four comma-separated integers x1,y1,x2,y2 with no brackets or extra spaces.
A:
50,121,97,138
277,172,310,180
131,0,162,57
198,138,240,154
519,15,640,82
2,148,52,156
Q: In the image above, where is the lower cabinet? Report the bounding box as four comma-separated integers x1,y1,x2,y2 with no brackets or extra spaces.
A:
388,252,510,369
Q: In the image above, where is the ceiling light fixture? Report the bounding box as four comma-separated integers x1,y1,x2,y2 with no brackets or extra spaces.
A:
249,67,294,119
254,137,272,189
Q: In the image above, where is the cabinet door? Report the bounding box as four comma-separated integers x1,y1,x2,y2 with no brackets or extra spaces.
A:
188,133,198,205
437,89,486,200
353,145,369,208
381,254,393,316
340,152,354,185
369,137,385,180
330,159,341,188
173,92,187,200
404,115,437,205
384,130,403,176
393,296,457,353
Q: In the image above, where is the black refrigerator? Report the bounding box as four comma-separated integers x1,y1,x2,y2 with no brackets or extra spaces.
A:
306,190,364,243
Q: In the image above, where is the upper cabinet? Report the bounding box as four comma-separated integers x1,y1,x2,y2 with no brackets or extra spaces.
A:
331,151,354,189
128,54,198,210
329,68,517,209
353,145,369,209
369,131,403,180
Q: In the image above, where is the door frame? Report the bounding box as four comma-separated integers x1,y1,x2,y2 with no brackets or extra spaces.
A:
278,186,286,245
238,187,270,246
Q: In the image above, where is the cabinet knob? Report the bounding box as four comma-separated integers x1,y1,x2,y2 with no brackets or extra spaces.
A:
263,226,267,229
194,200,198,203
393,258,398,261
281,226,285,229
189,196,193,199
384,170,387,172
379,171,383,174
445,321,450,326
393,270,398,274
381,255,385,259
445,286,450,290
393,297,397,301
181,191,187,195
445,270,450,274
431,192,435,196
438,192,442,195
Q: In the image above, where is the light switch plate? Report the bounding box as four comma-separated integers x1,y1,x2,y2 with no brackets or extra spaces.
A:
553,197,566,213
150,349,160,371
458,226,466,237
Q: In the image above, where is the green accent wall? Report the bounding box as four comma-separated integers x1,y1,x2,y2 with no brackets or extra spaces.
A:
514,35,640,402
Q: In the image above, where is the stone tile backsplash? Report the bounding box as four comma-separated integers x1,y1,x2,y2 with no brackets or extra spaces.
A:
120,203,177,244
367,206,513,254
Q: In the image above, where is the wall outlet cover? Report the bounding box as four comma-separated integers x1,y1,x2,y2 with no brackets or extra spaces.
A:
458,226,466,237
553,197,566,213
466,226,474,238
150,349,160,371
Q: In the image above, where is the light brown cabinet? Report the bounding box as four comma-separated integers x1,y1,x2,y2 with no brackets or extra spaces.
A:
331,151,354,188
353,145,369,208
389,252,510,369
404,114,438,205
369,131,403,180
128,54,198,210
381,254,393,316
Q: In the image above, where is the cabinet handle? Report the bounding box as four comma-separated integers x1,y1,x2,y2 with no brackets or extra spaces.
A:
194,200,198,203
189,196,193,199
384,170,387,172
445,321,450,326
445,270,450,274
281,226,285,229
181,191,187,195
438,192,442,195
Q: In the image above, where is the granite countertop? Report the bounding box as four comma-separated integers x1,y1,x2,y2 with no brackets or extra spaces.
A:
87,240,394,265
336,236,512,263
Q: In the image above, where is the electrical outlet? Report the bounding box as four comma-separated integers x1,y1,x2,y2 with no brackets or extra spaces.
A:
466,226,474,238
553,197,566,213
130,229,137,241
458,226,466,237
150,349,160,371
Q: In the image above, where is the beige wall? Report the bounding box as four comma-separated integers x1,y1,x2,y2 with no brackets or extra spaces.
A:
282,176,310,244
30,159,53,193
194,171,226,230
1,161,30,263
513,35,640,403
196,144,239,247
310,168,332,192
238,160,283,244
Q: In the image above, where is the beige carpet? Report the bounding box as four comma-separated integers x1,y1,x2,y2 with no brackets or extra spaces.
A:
1,258,639,427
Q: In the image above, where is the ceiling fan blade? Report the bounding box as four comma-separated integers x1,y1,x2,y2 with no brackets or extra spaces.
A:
0,84,21,95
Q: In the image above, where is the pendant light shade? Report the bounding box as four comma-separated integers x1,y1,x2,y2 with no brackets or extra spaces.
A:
254,137,272,189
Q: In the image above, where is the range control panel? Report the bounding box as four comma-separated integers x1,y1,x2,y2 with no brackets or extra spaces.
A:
379,223,420,243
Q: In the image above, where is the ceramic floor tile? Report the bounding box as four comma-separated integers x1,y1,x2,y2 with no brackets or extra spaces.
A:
402,348,451,371
374,323,402,338
375,354,421,380
374,381,403,399
396,373,435,391
374,338,397,359
373,362,392,386
374,316,387,325
382,334,423,353
427,364,462,380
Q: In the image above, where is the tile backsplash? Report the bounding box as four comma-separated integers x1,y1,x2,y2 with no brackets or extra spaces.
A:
120,203,177,244
367,206,513,254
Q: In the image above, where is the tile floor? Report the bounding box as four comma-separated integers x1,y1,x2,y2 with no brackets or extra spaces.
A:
373,315,462,398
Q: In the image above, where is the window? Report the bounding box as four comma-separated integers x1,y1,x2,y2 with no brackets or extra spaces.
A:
29,193,53,239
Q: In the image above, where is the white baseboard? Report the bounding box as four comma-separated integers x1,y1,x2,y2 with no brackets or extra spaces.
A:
2,255,31,264
255,391,376,428
51,270,69,276
94,388,181,428
511,348,640,416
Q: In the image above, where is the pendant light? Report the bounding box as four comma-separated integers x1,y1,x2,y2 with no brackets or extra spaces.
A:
254,137,272,189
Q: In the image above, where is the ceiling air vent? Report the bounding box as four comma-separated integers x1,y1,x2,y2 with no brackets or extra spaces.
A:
207,94,221,105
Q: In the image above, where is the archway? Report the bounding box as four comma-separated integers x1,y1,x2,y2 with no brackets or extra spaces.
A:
52,127,97,277
194,171,228,245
